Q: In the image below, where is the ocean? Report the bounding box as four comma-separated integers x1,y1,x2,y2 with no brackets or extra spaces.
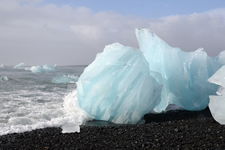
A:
0,65,91,136
0,65,182,136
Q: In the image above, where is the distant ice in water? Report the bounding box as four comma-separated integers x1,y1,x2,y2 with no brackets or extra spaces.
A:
30,65,44,73
24,67,31,71
52,74,79,84
0,64,3,69
43,64,56,72
208,65,225,124
14,62,25,69
0,66,89,136
30,64,56,73
0,75,8,81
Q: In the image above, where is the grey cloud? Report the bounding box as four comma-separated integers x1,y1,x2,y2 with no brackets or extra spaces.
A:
149,10,225,57
0,1,224,65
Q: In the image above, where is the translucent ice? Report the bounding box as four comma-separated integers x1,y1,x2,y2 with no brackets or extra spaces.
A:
14,63,25,69
52,74,79,84
30,64,56,73
136,28,224,112
43,64,56,72
30,66,44,73
75,28,225,125
0,64,3,69
77,43,162,124
208,65,225,124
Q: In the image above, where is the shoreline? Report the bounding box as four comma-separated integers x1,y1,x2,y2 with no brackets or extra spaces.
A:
1,107,225,149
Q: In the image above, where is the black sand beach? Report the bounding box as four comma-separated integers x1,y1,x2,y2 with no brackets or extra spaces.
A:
0,107,225,149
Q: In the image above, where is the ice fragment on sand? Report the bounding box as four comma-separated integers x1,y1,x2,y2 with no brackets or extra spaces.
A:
77,43,162,124
208,65,225,124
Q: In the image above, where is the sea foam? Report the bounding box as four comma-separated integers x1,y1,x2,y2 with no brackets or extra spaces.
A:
0,88,90,136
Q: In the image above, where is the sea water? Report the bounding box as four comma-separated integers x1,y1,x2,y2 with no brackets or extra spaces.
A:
0,65,182,136
0,65,90,136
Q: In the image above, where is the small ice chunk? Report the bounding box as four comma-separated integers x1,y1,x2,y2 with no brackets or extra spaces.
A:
30,64,56,73
52,74,79,83
24,67,31,71
0,64,4,69
43,64,56,72
77,43,162,124
30,66,45,73
14,63,25,69
61,123,80,133
0,75,9,81
208,65,225,124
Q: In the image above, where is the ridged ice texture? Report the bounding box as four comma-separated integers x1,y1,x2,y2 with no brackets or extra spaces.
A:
77,43,162,124
208,65,225,124
14,63,25,69
136,28,225,112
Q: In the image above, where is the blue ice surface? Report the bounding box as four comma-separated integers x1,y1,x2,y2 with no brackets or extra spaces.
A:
30,64,56,73
208,65,225,125
0,64,3,69
52,74,78,83
136,28,225,112
77,43,162,124
14,63,25,69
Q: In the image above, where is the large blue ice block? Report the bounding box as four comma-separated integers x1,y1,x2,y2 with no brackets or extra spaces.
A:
77,43,162,124
136,28,224,112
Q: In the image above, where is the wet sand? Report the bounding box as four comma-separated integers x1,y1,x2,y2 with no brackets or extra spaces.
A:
0,107,225,149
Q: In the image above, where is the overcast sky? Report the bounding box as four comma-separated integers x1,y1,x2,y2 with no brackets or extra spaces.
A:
0,0,225,65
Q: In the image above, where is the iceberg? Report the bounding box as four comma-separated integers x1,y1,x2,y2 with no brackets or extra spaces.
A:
208,65,225,124
77,43,162,124
14,63,25,69
30,64,56,73
136,28,224,112
52,74,79,84
0,64,3,69
75,28,225,125
0,75,9,81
